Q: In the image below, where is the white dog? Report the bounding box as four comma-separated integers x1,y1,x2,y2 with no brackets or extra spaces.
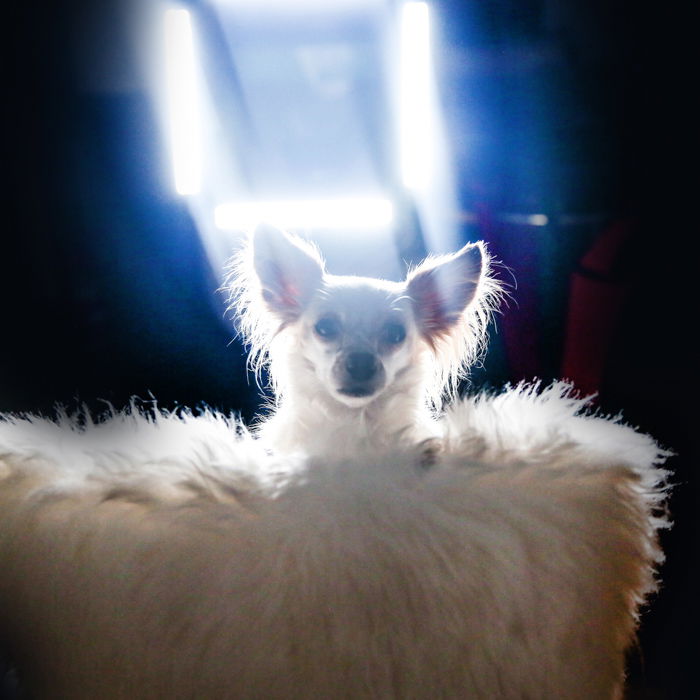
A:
227,224,502,454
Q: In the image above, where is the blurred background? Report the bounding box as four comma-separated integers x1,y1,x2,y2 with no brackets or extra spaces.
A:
2,0,696,696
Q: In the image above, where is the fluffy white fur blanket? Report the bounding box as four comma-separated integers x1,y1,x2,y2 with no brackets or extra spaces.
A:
0,382,668,699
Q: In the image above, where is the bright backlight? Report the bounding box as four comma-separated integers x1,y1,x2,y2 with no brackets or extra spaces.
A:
214,198,394,231
164,8,203,196
399,2,433,191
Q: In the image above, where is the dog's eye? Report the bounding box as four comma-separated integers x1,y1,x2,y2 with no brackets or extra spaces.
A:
314,316,341,340
381,322,406,345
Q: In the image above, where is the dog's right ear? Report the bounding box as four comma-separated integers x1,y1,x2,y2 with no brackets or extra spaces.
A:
251,224,324,323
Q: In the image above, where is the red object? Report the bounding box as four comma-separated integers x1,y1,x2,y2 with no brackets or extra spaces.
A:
560,220,634,396
561,273,628,396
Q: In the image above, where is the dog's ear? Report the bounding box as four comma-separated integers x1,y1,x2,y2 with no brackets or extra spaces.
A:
406,242,483,342
251,224,324,322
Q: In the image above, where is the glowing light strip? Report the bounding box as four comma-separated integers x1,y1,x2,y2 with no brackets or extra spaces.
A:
500,213,549,227
458,212,550,227
164,8,203,196
214,198,395,231
399,1,432,190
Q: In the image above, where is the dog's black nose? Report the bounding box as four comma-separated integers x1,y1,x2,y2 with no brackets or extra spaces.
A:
345,352,378,382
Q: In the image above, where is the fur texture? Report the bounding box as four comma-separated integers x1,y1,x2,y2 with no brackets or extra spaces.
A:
0,383,669,699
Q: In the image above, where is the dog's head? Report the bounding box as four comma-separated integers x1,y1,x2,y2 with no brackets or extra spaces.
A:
229,224,497,408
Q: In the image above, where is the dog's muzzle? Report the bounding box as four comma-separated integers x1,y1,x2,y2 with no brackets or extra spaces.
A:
335,351,385,399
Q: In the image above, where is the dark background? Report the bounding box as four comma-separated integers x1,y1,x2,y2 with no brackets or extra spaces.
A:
2,1,697,697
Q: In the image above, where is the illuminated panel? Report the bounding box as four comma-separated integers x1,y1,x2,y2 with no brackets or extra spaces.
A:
214,198,394,231
211,0,379,10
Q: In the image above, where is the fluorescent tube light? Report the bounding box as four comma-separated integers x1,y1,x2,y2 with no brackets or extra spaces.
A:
164,8,203,196
399,2,433,191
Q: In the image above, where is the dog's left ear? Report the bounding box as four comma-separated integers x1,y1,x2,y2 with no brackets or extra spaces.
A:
251,224,325,323
406,242,483,341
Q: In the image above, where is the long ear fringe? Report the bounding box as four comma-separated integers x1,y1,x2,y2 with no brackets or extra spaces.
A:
221,231,325,393
417,242,509,409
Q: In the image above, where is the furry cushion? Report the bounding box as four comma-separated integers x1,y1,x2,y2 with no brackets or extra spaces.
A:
0,382,668,699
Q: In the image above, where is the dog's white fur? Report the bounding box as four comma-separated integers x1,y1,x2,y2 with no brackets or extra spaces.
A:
0,225,669,698
226,225,502,454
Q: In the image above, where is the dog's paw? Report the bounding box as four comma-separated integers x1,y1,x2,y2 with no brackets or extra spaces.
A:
418,438,444,470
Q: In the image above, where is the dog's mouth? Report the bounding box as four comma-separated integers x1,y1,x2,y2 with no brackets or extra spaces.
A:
333,382,383,407
338,385,376,398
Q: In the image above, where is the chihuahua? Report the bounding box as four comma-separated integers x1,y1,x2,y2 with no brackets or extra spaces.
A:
228,224,501,455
